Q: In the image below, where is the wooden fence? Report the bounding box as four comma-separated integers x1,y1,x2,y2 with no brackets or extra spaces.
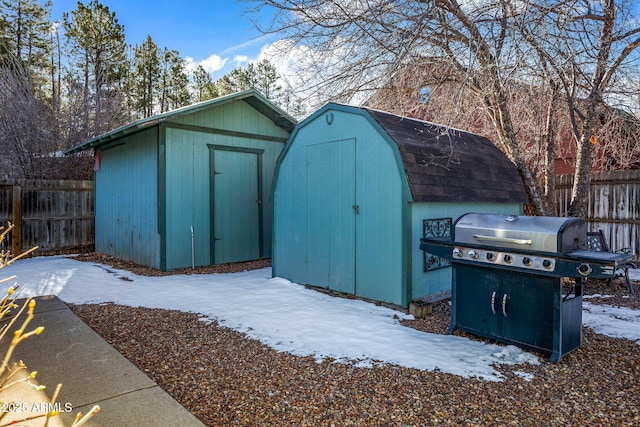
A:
556,170,640,260
1,175,637,260
0,180,94,256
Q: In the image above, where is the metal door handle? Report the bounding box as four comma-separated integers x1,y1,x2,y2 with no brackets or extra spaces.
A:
490,291,497,315
352,205,360,214
502,294,508,317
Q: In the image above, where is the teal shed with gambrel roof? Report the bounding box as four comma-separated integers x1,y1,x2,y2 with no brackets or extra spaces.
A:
272,103,527,307
66,90,296,270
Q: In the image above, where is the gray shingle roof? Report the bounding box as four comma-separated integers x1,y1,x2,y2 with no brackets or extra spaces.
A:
363,107,528,203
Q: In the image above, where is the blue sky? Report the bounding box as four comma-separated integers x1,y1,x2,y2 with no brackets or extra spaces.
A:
50,0,276,79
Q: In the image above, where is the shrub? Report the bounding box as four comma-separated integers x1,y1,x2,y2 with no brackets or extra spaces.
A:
0,222,100,426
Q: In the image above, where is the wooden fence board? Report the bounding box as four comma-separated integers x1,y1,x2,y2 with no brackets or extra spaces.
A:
0,179,94,255
1,174,638,261
556,170,640,260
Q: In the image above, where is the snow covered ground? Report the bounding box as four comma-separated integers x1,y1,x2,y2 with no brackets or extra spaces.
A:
2,256,639,381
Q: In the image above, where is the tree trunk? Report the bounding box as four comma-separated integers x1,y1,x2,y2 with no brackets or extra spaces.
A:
543,81,560,215
568,133,596,218
83,52,90,134
482,84,549,216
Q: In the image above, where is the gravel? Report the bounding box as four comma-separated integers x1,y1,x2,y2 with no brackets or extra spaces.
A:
67,254,640,426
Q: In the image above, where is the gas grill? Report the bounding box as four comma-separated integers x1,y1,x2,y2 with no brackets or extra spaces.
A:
420,213,635,362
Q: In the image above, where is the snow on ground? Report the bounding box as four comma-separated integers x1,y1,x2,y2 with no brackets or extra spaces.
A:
582,268,640,344
629,268,640,282
582,303,640,344
3,256,639,381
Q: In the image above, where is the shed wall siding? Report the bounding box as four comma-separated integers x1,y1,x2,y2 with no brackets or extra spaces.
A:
163,102,285,269
274,111,406,306
410,202,523,299
173,99,291,140
95,129,160,268
164,128,210,270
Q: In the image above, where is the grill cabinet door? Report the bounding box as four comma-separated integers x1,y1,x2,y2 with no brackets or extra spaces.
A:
452,264,555,354
453,267,502,337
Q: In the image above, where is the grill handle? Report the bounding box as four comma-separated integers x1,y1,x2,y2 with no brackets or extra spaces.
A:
473,235,532,245
502,294,508,317
490,292,497,315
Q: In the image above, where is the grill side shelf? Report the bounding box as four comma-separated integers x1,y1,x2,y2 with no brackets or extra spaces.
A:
565,250,635,265
419,237,454,260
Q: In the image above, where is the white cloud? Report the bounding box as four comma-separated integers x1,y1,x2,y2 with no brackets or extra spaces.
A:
256,40,306,80
221,35,271,56
183,54,228,75
233,55,250,64
256,39,349,110
184,56,197,73
200,54,228,73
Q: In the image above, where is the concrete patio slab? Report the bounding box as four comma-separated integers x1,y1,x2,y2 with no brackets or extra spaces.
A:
1,295,205,426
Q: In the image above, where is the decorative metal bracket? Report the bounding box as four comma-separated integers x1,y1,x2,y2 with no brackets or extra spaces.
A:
423,218,452,271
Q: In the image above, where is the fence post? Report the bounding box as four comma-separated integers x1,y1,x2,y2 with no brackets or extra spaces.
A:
11,184,21,256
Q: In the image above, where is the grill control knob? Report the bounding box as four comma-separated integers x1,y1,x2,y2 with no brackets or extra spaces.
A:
522,257,532,266
504,255,513,264
578,263,593,276
453,248,463,257
543,259,553,269
486,252,495,261
468,250,479,259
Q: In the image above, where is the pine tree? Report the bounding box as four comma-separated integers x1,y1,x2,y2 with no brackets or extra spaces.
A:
0,0,53,77
214,59,282,101
131,35,160,117
159,48,190,112
192,64,218,102
63,0,127,137
250,59,281,99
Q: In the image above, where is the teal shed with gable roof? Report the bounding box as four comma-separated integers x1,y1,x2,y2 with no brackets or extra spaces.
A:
66,90,296,270
272,103,527,307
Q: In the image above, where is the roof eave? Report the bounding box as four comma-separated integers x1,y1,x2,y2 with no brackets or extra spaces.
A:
64,89,297,155
63,122,153,154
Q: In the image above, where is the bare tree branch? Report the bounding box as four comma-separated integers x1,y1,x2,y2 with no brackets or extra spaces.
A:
244,0,640,216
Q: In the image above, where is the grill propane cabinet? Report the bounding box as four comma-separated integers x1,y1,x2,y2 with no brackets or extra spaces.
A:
420,213,635,362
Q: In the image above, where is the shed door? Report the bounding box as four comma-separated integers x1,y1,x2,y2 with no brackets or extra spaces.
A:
211,145,263,264
306,139,356,294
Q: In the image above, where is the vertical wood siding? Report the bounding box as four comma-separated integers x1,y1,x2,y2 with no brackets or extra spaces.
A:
273,110,406,306
163,100,287,269
556,170,640,260
95,129,160,268
0,179,94,255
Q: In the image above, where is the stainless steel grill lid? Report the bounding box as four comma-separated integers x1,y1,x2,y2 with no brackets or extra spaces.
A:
454,213,586,254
